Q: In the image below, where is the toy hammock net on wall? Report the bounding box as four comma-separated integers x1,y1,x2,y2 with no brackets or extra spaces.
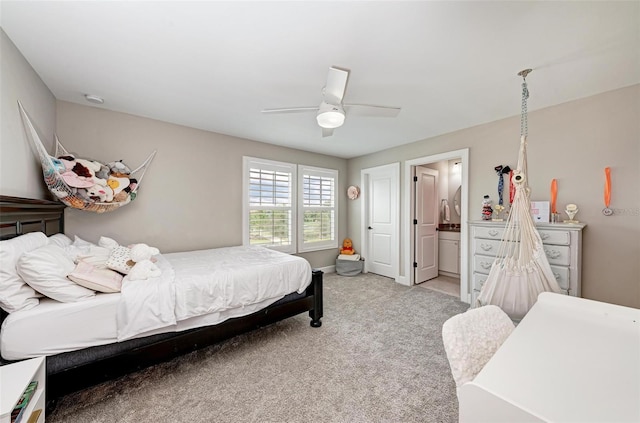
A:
18,101,156,213
476,70,560,320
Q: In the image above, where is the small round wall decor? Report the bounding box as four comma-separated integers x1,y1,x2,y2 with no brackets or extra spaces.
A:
347,185,360,200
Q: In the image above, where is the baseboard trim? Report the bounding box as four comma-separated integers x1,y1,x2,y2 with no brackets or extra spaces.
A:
316,265,336,274
395,275,410,286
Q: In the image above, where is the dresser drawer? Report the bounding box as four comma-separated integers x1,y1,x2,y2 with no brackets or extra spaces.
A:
474,238,570,266
543,244,570,266
473,238,501,257
473,255,495,275
550,265,569,291
474,268,567,294
473,226,505,240
538,230,570,245
473,273,489,291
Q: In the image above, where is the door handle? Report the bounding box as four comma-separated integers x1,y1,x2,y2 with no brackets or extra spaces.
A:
368,226,373,230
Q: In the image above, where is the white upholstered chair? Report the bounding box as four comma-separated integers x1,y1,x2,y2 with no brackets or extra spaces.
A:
441,305,515,390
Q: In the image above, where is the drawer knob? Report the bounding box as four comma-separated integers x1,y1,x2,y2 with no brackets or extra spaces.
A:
480,261,492,270
488,229,499,237
545,249,561,259
553,272,561,280
480,243,493,251
540,233,550,240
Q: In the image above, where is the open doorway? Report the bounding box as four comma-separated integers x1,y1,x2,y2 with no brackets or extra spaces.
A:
403,149,470,303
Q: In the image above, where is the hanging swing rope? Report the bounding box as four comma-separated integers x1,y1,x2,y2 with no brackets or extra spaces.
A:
519,68,531,137
476,69,560,320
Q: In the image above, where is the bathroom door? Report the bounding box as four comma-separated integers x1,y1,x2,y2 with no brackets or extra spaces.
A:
415,166,438,283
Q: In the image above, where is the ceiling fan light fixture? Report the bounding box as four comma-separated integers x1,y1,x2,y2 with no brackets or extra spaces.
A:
316,102,345,129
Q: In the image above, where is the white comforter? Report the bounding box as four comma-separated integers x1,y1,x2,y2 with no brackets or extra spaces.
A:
116,246,312,341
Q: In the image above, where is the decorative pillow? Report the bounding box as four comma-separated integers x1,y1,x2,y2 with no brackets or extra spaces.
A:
48,233,73,248
77,254,110,269
0,232,48,313
17,244,95,302
68,261,123,293
106,246,134,274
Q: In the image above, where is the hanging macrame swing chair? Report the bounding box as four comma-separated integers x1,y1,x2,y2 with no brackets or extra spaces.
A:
18,101,156,213
476,70,561,320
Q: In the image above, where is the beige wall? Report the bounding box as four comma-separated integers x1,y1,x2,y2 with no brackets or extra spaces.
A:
2,26,638,305
347,84,640,308
0,29,56,199
0,30,347,269
56,101,347,268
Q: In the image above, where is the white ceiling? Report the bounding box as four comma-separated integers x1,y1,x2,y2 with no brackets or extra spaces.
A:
1,1,638,159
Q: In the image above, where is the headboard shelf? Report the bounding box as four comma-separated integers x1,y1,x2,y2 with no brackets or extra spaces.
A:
0,196,65,240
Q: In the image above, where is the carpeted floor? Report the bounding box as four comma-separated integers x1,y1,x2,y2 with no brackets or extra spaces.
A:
48,272,469,423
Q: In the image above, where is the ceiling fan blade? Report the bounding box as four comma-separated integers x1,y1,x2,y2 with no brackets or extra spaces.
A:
343,104,401,118
261,107,318,114
322,127,334,137
323,66,349,105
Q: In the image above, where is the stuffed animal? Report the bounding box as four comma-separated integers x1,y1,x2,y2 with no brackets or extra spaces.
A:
340,238,355,255
127,243,161,281
61,170,94,188
96,164,110,181
113,190,130,203
108,160,132,177
76,158,107,186
107,175,131,195
85,184,114,202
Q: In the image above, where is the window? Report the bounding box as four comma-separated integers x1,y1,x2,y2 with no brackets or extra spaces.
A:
243,157,296,253
298,166,338,252
243,157,338,253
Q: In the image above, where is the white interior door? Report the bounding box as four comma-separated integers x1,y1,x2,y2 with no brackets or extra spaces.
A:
364,164,398,279
415,166,438,283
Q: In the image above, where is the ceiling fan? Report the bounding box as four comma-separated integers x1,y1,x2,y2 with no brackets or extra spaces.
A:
261,66,401,137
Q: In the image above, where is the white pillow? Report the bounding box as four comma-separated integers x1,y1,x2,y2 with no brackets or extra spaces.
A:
73,235,95,248
68,261,123,293
0,232,48,313
65,236,111,264
48,233,73,248
98,236,119,251
106,245,134,274
17,244,95,302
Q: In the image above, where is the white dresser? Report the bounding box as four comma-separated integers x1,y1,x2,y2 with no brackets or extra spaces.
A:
469,220,586,304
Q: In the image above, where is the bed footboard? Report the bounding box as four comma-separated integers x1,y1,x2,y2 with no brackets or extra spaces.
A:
44,269,323,404
309,269,323,327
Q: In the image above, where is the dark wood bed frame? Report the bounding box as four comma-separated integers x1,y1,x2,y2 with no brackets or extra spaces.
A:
0,195,323,408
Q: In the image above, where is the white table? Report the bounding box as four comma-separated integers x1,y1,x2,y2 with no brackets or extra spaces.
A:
459,292,640,422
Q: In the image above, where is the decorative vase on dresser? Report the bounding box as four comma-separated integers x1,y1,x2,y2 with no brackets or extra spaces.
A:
469,220,586,306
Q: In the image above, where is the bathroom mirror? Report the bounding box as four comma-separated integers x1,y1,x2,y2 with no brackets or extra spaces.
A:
454,185,461,216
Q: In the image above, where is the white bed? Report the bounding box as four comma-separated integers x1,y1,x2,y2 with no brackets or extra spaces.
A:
1,246,312,360
0,195,324,403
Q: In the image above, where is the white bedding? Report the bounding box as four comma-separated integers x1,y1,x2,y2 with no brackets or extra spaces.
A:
1,245,313,359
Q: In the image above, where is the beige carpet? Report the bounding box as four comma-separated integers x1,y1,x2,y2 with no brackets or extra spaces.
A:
48,272,469,423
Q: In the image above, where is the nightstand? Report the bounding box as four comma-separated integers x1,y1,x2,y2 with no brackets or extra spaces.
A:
0,356,45,423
